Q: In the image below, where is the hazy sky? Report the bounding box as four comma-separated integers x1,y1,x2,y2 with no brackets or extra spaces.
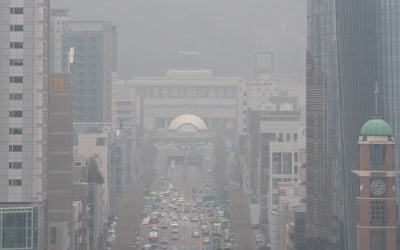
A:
52,0,306,79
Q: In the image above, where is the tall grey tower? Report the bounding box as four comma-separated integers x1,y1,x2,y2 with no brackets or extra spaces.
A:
0,0,50,249
306,0,342,246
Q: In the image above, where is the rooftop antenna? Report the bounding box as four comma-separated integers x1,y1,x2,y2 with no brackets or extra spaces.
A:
374,81,379,116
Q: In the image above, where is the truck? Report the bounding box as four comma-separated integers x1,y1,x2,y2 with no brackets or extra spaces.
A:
250,203,260,229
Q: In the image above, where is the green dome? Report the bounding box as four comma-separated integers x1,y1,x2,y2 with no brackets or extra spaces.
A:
360,118,393,136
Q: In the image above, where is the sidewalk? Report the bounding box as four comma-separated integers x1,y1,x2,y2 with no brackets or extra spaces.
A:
113,187,143,250
228,186,256,249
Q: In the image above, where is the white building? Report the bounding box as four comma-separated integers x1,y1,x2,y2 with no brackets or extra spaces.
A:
0,1,49,249
238,74,305,135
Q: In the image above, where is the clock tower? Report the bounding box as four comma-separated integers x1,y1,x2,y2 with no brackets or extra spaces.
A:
353,118,397,250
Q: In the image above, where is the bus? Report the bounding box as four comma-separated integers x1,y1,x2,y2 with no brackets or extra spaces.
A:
149,231,158,243
149,215,159,224
149,211,160,224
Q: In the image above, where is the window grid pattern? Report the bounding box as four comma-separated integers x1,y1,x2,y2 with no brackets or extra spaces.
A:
0,207,37,249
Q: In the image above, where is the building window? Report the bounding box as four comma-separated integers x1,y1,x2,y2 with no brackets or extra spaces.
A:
272,178,280,189
370,229,386,250
370,144,385,169
10,93,23,100
286,133,291,141
50,227,57,244
9,111,23,117
294,152,298,162
9,128,23,134
282,153,292,174
272,153,282,174
96,137,106,146
10,25,23,31
9,162,22,169
9,145,22,152
0,208,35,248
272,194,279,204
10,7,23,14
10,76,23,83
293,133,298,141
10,59,23,66
8,179,22,186
10,42,23,49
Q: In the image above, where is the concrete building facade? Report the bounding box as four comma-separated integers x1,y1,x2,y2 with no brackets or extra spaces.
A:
47,74,74,250
0,1,50,249
130,68,242,133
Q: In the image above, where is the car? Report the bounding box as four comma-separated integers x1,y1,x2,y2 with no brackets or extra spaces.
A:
192,231,200,238
160,237,169,245
203,237,210,244
224,234,230,242
142,244,151,250
151,225,158,232
202,228,209,235
142,217,150,225
225,243,233,249
255,234,263,244
190,216,199,222
160,223,168,229
171,234,179,241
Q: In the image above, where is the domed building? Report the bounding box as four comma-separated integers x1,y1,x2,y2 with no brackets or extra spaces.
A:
360,117,393,137
168,114,208,132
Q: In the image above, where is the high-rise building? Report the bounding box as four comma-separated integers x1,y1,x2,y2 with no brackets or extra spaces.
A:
306,0,343,245
335,2,400,249
0,1,50,249
50,10,117,123
47,74,74,250
307,0,400,249
354,118,397,250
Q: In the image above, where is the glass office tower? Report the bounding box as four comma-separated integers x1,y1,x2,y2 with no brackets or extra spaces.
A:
336,1,400,250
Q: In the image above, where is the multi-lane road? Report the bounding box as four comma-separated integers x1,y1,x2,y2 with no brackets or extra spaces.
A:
137,161,233,250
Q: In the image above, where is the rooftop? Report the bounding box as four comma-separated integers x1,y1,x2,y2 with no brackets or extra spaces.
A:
360,118,392,136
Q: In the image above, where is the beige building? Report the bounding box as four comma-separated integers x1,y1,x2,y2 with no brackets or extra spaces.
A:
128,68,243,133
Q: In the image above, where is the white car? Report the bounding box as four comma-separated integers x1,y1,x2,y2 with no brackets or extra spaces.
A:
142,217,149,225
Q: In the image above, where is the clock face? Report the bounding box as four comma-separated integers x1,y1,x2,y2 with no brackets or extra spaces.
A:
371,179,386,196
